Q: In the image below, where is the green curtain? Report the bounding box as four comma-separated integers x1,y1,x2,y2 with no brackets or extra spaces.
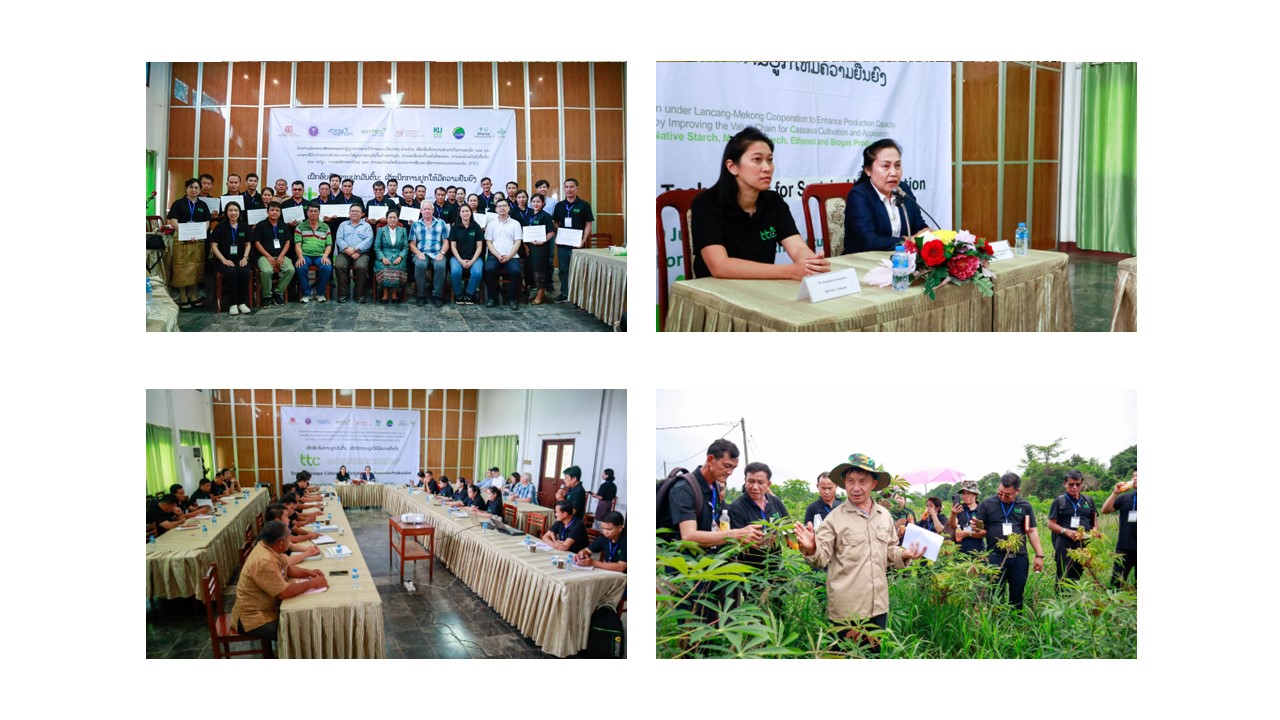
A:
145,423,175,496
1077,62,1137,254
476,435,518,481
179,430,215,481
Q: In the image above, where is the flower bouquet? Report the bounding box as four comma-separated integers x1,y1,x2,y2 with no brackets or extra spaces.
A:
902,230,996,300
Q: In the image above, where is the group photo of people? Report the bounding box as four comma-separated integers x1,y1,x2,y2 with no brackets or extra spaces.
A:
146,389,627,659
146,61,627,332
655,389,1137,659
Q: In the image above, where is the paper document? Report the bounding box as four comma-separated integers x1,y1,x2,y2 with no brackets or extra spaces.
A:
535,542,553,551
298,583,328,595
367,205,388,221
311,534,338,545
399,206,420,223
246,208,267,225
522,225,547,245
902,524,944,561
556,228,584,248
473,212,490,229
568,563,595,572
322,203,351,218
281,205,305,223
220,195,241,213
195,498,213,507
201,197,221,213
177,222,207,241
312,524,339,532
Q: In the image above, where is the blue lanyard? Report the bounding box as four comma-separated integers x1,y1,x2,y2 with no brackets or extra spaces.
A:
758,503,769,520
709,484,718,515
272,224,279,240
187,200,196,218
1001,501,1015,524
606,539,619,562
559,517,575,541
1066,494,1083,516
563,200,575,216
821,502,832,515
1131,492,1136,511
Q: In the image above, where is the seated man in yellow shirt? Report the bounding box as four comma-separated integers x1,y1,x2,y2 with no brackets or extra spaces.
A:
230,521,328,657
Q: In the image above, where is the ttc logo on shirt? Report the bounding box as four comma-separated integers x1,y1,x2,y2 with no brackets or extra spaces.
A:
759,226,777,242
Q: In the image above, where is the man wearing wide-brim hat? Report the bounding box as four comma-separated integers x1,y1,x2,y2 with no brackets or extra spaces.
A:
793,452,924,655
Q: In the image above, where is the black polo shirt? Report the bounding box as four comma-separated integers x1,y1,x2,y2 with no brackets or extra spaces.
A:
366,195,396,218
146,502,180,536
1047,492,1098,552
433,202,458,226
550,517,588,553
951,503,986,554
596,480,617,503
588,533,627,564
565,484,588,520
166,197,212,224
281,197,309,212
212,221,251,263
477,193,500,214
689,189,797,279
1113,491,1137,552
728,493,789,529
191,488,213,504
804,498,842,526
668,467,718,536
975,496,1036,558
438,484,455,499
484,498,503,516
241,191,265,212
510,205,535,227
450,221,485,259
252,219,294,258
336,193,365,212
552,197,595,235
212,482,227,495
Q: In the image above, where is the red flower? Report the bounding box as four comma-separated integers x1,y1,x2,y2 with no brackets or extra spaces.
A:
980,240,995,256
903,239,918,254
921,239,947,267
947,254,980,281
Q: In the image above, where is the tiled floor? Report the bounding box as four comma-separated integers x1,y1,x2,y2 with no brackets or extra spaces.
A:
1067,255,1122,333
146,508,581,659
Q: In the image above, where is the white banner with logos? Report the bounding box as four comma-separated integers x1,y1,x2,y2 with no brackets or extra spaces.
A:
657,62,951,287
279,406,420,484
268,108,517,200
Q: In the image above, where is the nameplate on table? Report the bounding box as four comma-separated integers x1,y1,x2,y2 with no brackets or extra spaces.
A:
796,268,861,303
988,240,1014,261
398,206,420,223
367,205,388,221
281,205,306,223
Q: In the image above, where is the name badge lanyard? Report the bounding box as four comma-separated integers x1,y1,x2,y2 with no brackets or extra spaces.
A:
1066,495,1085,527
187,199,197,221
606,538,619,562
710,483,718,519
1001,500,1016,533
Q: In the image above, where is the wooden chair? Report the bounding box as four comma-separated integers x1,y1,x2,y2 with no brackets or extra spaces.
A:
800,182,854,257
214,271,261,313
502,503,518,528
655,189,701,330
202,563,271,659
255,514,264,534
586,527,600,546
146,522,157,542
526,513,547,537
584,512,595,527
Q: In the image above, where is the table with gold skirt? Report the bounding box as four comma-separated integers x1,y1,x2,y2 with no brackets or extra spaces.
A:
277,493,385,658
1110,257,1137,332
664,250,1072,332
146,488,269,600
383,487,625,657
328,482,385,508
567,248,627,329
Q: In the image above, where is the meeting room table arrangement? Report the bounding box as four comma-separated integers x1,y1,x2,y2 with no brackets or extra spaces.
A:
146,487,269,600
664,249,1073,332
567,247,628,330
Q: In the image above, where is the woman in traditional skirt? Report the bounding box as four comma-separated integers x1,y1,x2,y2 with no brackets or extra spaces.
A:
525,193,557,304
374,209,409,303
592,468,618,528
166,178,212,309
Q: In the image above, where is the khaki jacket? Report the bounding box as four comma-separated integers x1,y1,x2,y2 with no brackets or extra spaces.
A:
803,501,908,621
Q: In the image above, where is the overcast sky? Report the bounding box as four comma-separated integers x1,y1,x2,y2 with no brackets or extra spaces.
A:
656,389,1137,493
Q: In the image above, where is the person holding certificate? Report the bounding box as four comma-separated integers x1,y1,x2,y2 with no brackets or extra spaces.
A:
166,178,213,309
689,126,829,280
842,138,930,254
483,198,523,310
551,178,595,303
365,180,396,229
409,203,450,308
449,204,485,305
374,209,409,303
210,201,253,315
523,193,557,305
252,202,295,306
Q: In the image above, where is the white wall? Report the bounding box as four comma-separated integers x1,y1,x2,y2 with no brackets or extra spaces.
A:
146,63,172,203
477,390,627,515
146,389,214,492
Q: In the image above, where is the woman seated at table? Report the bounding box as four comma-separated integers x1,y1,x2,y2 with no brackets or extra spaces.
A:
447,484,483,509
336,465,351,483
474,487,505,519
574,511,626,572
689,126,829,280
375,209,409,303
543,500,588,553
426,473,441,495
434,476,454,499
211,201,254,315
842,138,931,254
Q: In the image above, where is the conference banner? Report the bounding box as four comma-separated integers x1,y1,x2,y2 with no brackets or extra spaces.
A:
279,406,421,484
268,108,517,200
657,62,952,287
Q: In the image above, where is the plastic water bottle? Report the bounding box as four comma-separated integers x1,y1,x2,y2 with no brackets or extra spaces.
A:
201,524,208,538
327,512,332,524
891,244,911,291
351,567,360,590
148,535,156,544
719,509,730,532
1015,222,1029,256
145,277,154,318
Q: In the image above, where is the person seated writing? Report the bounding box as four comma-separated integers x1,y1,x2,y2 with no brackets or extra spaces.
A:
280,493,321,526
574,511,627,572
543,500,588,553
147,494,205,536
190,477,219,508
230,521,328,658
474,486,505,519
264,504,322,561
169,483,210,516
447,484,484,509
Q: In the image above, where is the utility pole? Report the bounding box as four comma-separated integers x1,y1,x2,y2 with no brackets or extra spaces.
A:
741,417,748,468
